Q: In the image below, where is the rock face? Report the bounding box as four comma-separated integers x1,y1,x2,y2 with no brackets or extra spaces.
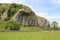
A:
12,9,39,26
37,16,50,27
12,8,50,27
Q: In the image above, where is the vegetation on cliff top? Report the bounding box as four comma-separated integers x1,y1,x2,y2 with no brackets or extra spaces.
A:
0,3,33,20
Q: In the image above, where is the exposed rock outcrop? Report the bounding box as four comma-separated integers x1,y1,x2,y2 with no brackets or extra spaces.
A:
12,8,50,27
1,7,10,20
37,16,50,27
12,8,39,26
0,3,50,27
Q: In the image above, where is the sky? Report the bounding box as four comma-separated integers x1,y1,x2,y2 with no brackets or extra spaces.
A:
0,0,60,26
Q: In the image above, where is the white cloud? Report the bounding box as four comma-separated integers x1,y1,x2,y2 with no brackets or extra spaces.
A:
0,0,13,3
51,0,60,4
35,12,48,18
36,12,60,20
0,0,29,4
56,0,60,4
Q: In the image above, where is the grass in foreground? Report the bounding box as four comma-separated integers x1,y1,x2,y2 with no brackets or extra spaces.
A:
0,32,60,40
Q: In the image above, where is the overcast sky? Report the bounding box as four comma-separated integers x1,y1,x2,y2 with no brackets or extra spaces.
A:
0,0,60,26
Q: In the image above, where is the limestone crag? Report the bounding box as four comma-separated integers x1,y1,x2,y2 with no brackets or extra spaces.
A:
0,3,50,27
13,8,50,27
12,8,39,26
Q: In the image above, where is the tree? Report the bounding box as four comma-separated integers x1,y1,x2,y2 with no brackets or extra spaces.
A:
51,21,59,30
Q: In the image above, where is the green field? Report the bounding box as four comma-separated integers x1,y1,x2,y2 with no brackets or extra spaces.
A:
0,32,60,40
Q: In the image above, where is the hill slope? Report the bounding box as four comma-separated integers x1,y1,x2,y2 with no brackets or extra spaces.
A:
0,3,50,27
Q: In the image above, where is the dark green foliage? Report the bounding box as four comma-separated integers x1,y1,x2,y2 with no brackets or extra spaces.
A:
7,3,23,20
5,20,22,30
51,21,59,30
0,6,6,13
0,5,7,19
0,7,5,13
0,21,7,30
0,20,22,30
53,27,59,30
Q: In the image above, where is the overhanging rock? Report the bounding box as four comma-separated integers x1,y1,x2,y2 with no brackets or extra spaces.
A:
12,9,50,27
